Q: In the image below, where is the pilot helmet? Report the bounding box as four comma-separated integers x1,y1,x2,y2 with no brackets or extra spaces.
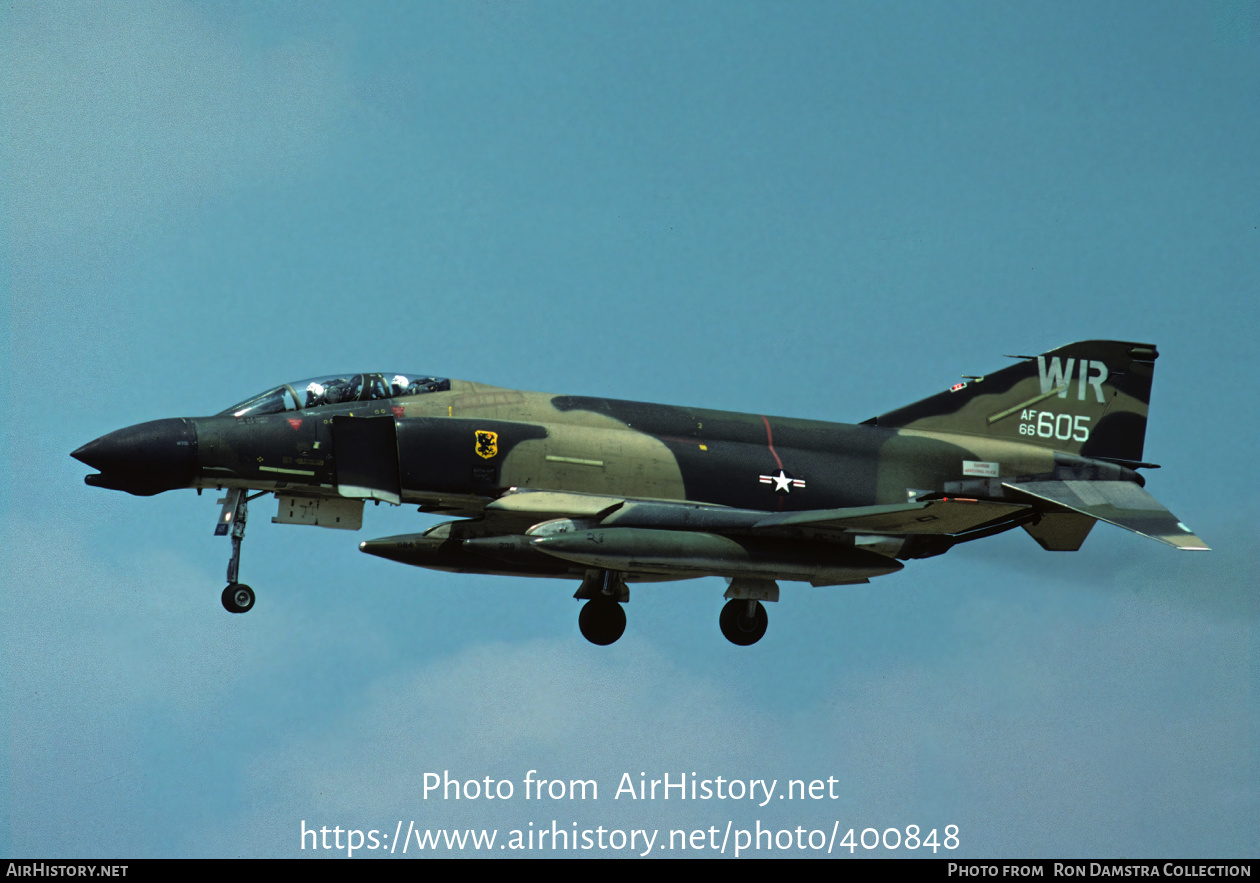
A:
305,381,325,406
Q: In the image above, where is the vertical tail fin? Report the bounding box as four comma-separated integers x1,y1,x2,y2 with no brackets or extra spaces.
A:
866,340,1158,463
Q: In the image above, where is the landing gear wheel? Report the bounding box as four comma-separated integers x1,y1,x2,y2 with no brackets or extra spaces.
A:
720,598,767,645
579,598,626,645
222,583,256,614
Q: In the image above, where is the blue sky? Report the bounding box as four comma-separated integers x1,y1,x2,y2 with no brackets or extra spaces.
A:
3,0,1256,858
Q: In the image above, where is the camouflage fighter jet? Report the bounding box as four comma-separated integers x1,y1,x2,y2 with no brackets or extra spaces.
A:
72,341,1208,646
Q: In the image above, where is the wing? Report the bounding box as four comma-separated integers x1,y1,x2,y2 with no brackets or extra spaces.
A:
360,480,1203,588
482,489,1029,537
359,488,1033,585
748,497,1032,535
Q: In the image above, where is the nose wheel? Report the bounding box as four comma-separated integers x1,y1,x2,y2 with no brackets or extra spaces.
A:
222,583,256,613
216,489,266,614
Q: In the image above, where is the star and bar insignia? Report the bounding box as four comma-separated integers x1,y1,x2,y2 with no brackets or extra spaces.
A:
758,469,805,493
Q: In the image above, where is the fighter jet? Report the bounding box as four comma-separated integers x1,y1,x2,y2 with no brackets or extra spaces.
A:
72,341,1208,646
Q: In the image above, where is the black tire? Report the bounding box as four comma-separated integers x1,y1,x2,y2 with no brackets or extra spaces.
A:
222,583,256,614
719,598,767,645
578,598,626,645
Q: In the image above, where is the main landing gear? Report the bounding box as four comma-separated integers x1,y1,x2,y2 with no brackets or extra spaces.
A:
579,598,625,645
217,489,265,613
719,599,768,645
575,570,628,645
573,572,774,646
717,577,776,646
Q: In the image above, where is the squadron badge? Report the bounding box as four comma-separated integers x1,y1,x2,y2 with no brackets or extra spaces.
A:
475,430,499,459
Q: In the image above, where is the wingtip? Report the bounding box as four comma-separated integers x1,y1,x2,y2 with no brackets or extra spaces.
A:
1173,522,1210,550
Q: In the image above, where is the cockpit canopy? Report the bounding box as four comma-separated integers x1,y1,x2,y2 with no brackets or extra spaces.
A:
221,373,450,418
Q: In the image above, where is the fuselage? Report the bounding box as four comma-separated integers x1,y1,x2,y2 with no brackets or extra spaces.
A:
79,378,1060,514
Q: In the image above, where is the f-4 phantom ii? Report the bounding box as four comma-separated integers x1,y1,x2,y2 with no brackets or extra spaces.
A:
72,340,1208,646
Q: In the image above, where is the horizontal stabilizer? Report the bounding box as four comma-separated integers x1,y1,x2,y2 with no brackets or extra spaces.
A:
754,498,1030,536
1004,480,1209,550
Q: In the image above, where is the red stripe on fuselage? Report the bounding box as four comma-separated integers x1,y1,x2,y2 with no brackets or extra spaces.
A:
761,416,784,469
761,416,786,511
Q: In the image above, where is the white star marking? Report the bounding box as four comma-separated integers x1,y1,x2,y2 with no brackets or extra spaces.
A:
758,469,805,493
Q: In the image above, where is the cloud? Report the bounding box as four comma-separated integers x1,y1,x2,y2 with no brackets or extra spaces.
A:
194,635,782,855
201,586,1253,857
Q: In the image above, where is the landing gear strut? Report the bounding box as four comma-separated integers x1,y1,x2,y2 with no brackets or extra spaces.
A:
720,599,768,645
217,489,264,613
575,570,628,645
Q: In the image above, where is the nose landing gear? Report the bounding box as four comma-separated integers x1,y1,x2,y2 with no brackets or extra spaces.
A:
216,489,266,613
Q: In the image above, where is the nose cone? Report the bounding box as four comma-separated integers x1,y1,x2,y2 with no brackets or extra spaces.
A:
73,418,198,495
